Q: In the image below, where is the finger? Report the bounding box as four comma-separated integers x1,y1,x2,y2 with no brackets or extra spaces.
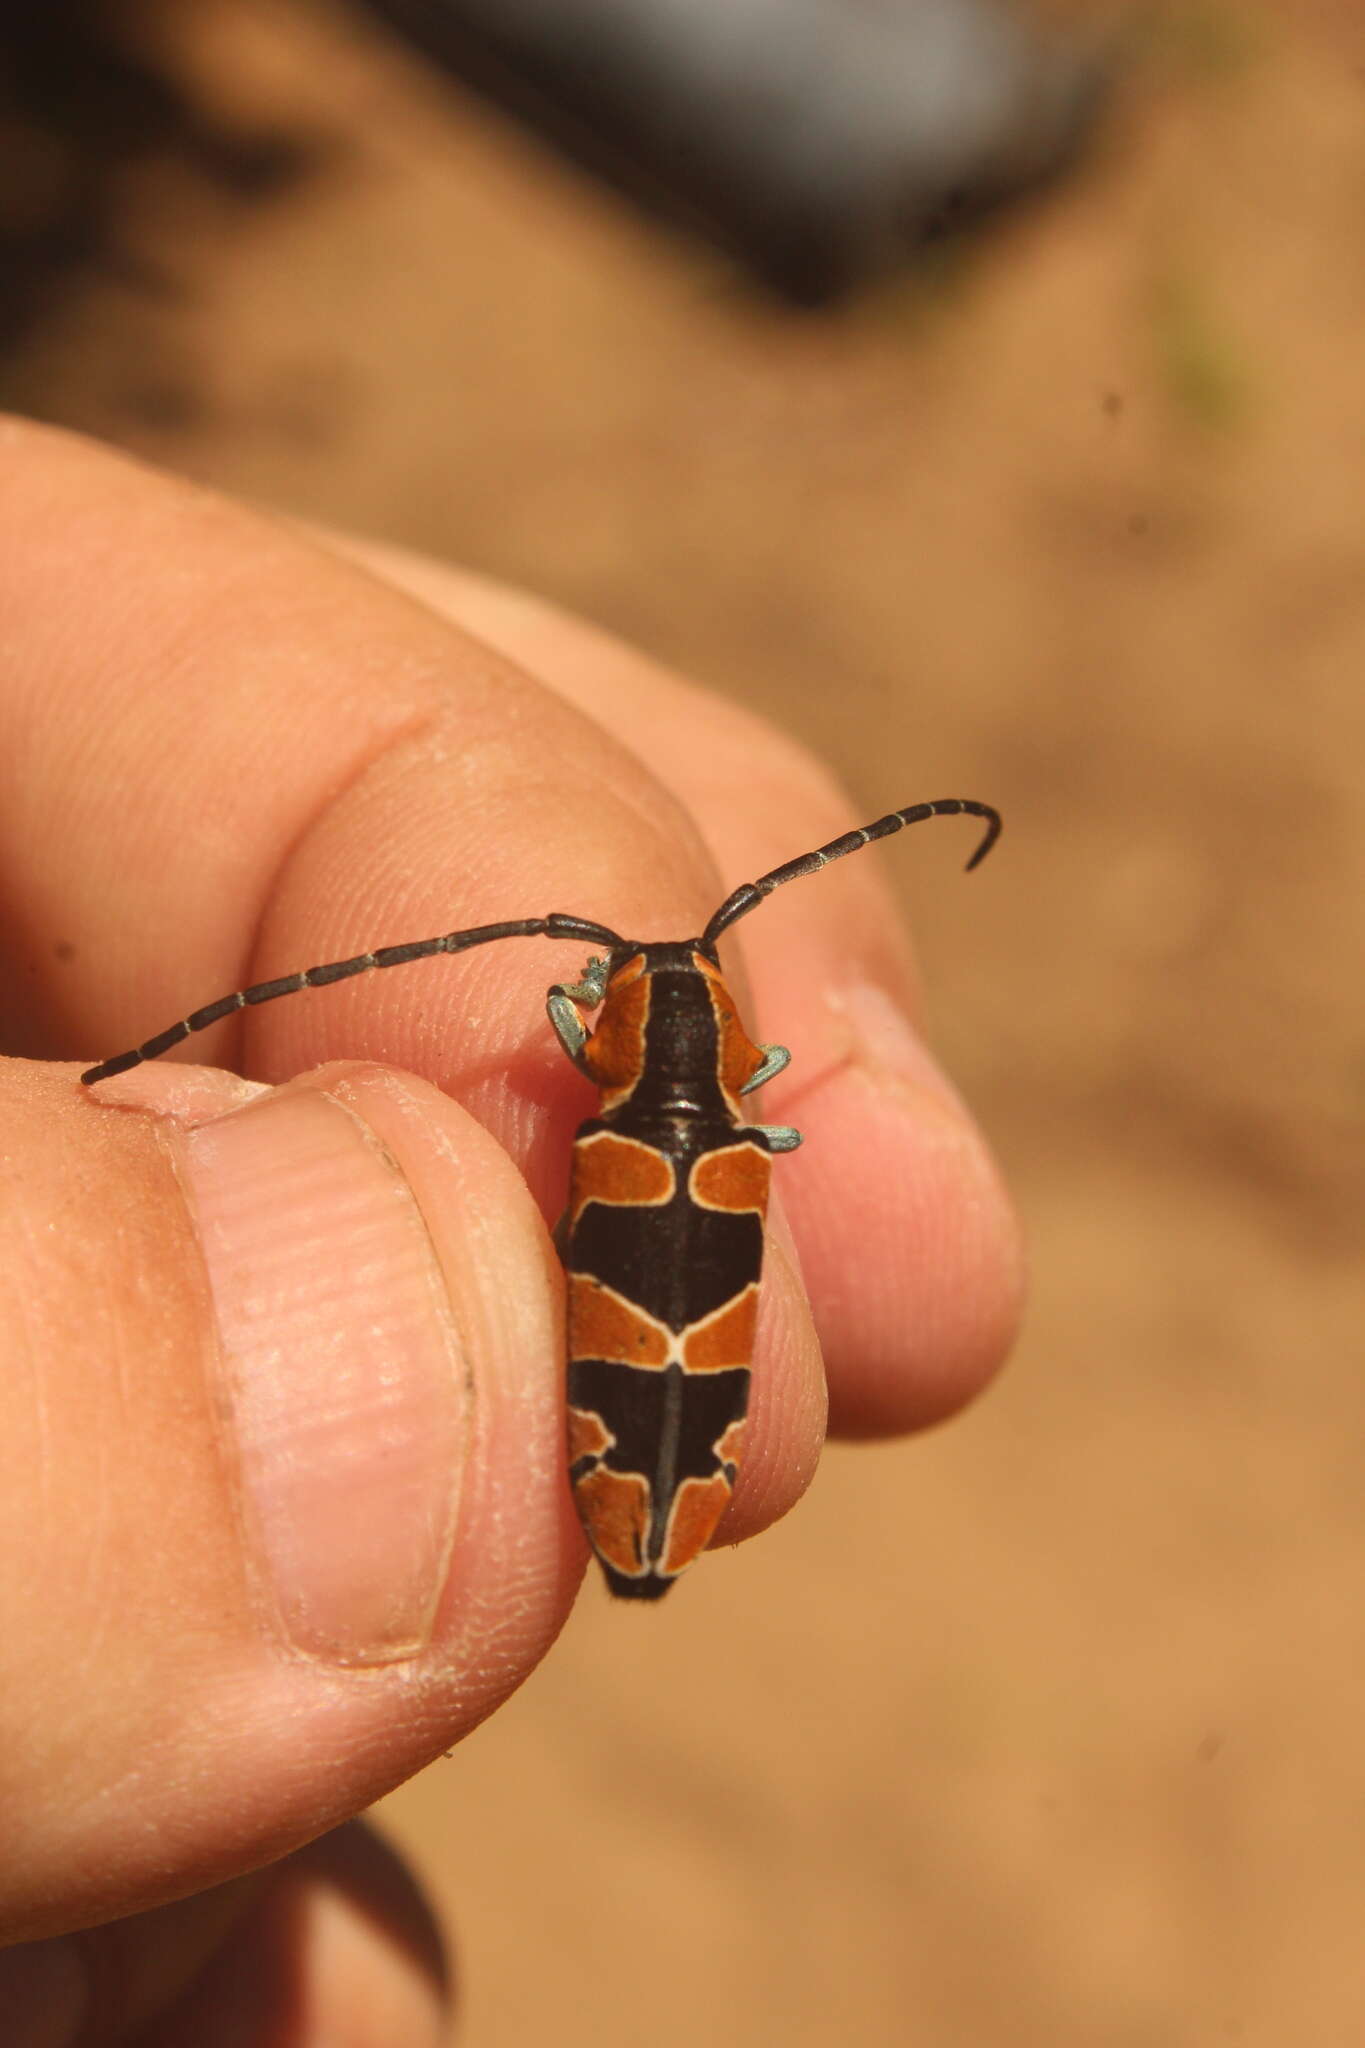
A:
0,1822,449,2048
0,1875,268,2048
0,1055,571,1940
0,419,823,1556
317,545,1024,1434
137,1823,449,2048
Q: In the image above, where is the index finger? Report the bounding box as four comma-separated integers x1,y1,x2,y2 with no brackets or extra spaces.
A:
312,545,1025,1437
0,418,825,1550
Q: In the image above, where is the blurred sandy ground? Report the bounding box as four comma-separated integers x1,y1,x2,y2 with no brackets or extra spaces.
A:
5,1,1361,2039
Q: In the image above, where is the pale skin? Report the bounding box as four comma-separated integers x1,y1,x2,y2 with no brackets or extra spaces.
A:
0,420,1023,2044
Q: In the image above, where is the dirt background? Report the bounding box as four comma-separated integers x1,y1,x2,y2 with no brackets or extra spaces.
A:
4,1,1361,2041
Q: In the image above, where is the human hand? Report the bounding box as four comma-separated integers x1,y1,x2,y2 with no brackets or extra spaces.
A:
0,419,1021,2041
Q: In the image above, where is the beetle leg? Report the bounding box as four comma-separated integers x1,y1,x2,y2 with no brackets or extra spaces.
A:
547,954,612,1071
755,1123,802,1153
741,1042,791,1093
561,954,612,1006
547,990,590,1067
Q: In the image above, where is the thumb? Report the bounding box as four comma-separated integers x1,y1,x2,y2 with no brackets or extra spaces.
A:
0,1055,574,1943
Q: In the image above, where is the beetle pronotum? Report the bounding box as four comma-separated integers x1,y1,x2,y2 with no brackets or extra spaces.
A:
83,796,1000,1597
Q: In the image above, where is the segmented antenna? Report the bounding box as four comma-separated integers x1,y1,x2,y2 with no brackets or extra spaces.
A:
80,912,624,1084
81,798,1001,1085
701,798,1001,951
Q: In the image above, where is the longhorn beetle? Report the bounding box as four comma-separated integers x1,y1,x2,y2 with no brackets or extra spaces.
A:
82,796,1000,1598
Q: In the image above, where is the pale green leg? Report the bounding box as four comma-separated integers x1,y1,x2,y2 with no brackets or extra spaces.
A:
744,1041,800,1148
741,1042,792,1094
546,954,611,1072
756,1123,802,1153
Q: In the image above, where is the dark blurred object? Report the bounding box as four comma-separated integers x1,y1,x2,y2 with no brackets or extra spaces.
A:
0,0,317,351
358,0,1110,300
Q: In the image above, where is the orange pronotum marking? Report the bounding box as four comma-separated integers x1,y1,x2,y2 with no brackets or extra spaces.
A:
575,1466,652,1578
569,1275,670,1368
682,1284,760,1372
698,961,767,1104
661,1473,733,1576
581,959,650,1093
689,1143,771,1215
569,1129,674,1227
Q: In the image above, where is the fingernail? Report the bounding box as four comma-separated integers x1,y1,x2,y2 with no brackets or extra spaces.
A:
0,1939,89,2048
177,1072,470,1666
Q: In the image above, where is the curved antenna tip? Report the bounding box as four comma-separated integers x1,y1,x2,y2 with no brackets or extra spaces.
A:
964,808,1003,871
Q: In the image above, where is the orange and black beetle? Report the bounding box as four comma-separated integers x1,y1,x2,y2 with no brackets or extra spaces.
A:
83,798,1000,1597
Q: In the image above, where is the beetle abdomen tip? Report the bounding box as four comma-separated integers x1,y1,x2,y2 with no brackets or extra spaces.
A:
601,1566,674,1601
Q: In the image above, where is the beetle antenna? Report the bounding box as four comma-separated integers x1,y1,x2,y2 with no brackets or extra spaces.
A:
701,798,1001,950
80,911,624,1084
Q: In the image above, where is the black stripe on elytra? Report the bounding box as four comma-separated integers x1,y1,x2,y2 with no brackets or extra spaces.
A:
568,1125,766,1331
569,1357,749,1532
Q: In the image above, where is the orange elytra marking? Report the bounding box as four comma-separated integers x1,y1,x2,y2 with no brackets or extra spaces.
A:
567,1406,613,1464
574,1466,652,1579
581,956,650,1095
568,1275,670,1369
661,1473,733,1576
682,1285,760,1373
716,1419,747,1469
569,1128,674,1228
689,1142,771,1215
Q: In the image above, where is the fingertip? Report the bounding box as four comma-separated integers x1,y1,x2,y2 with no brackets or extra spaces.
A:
823,1084,1023,1439
774,1001,1024,1438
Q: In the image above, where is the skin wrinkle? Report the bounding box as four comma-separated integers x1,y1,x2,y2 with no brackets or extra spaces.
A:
311,1069,579,1698
203,699,439,1077
316,1072,474,1661
83,1063,514,1696
241,715,724,1119
12,1143,131,1699
21,516,419,876
194,1078,468,1670
5,1222,56,1559
304,528,728,944
314,520,717,898
0,1273,84,1782
146,1106,261,1676
753,968,957,1130
331,545,923,1005
413,1102,536,1392
776,1043,974,1140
